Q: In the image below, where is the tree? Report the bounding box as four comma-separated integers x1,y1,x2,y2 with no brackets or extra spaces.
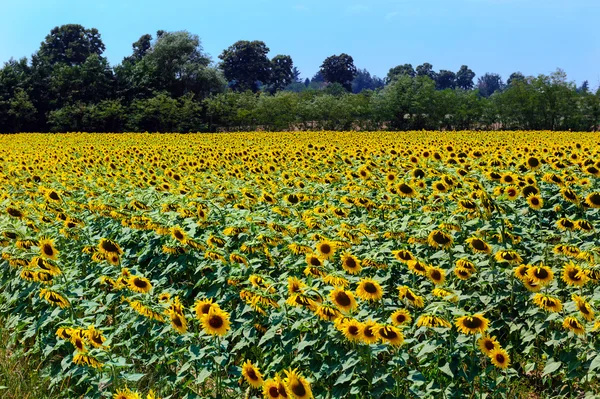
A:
352,69,384,93
456,65,475,90
477,73,504,97
269,55,295,92
436,70,456,90
218,40,272,92
39,24,105,66
416,63,437,81
320,54,357,91
8,88,36,132
386,64,415,83
304,78,310,87
292,67,302,83
127,34,153,63
578,80,590,94
507,72,526,86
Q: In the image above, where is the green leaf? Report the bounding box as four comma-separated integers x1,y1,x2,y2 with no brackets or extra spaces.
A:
542,359,562,376
123,373,145,382
196,368,212,385
589,354,600,373
439,362,454,378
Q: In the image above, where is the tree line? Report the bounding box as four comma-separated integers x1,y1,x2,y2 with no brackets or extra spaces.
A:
1,24,598,133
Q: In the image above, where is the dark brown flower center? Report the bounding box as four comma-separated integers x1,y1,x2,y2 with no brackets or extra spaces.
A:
209,315,224,329
335,292,351,307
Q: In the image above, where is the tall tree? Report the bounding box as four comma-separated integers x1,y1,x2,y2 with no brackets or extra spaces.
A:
269,55,295,92
456,65,475,90
416,63,437,81
386,64,415,83
507,72,526,86
39,24,105,66
477,73,504,97
292,66,302,83
436,70,456,90
352,69,384,93
320,53,357,91
218,40,272,92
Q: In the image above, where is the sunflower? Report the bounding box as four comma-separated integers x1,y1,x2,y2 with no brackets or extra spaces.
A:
407,259,429,276
427,230,453,249
522,278,543,292
330,288,357,312
390,309,412,326
377,325,404,346
39,289,69,308
396,182,417,198
454,267,473,280
455,314,489,335
98,238,123,255
128,276,152,294
427,267,446,285
494,250,522,264
337,318,363,342
86,325,106,348
532,293,563,313
263,377,288,399
513,264,530,281
360,320,381,344
466,237,492,254
201,307,231,336
525,193,543,210
556,218,576,231
305,254,322,268
478,336,500,356
113,389,134,399
341,253,362,275
416,314,451,329
323,274,349,288
585,192,600,208
527,265,554,285
71,335,86,352
572,294,595,321
38,237,59,260
316,240,335,260
575,220,593,232
489,348,510,369
287,277,306,294
169,311,187,334
284,369,314,399
397,286,425,308
562,316,586,335
194,298,218,319
504,185,520,200
355,278,384,301
432,287,458,302
315,304,341,321
241,360,264,388
561,262,588,287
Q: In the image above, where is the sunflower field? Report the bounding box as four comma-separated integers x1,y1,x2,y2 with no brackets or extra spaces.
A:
1,131,600,399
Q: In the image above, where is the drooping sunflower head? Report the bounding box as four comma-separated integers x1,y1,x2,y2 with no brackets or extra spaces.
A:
466,237,491,254
572,294,595,321
392,249,414,263
98,238,123,255
377,324,404,346
532,293,563,313
455,314,489,335
562,316,585,335
305,254,322,267
407,259,429,276
170,226,187,243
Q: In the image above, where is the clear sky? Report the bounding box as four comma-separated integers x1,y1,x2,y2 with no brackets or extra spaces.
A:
1,0,599,86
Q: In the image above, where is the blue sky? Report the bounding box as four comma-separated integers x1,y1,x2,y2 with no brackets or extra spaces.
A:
1,0,599,86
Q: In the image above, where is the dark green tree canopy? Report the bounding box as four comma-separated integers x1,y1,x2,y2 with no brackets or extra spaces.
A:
386,64,416,83
507,72,526,86
269,55,295,92
456,65,475,90
39,24,105,66
436,70,456,90
416,63,437,81
218,40,272,92
320,53,357,91
478,73,504,97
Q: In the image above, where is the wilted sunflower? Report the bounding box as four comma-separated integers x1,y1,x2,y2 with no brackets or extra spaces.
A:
390,309,412,326
169,310,187,334
315,304,341,321
38,237,59,260
572,294,595,321
427,230,453,249
466,237,492,254
86,325,106,348
489,348,510,369
416,314,452,329
98,238,123,256
532,293,563,313
39,289,69,308
455,314,489,335
563,316,585,335
341,253,362,275
360,320,381,344
556,218,576,231
356,278,384,301
287,277,306,294
494,250,523,264
392,249,414,263
330,288,357,312
128,276,152,294
241,360,264,388
407,259,429,276
284,369,314,399
575,220,593,232
397,286,425,308
527,265,554,285
478,336,500,356
561,262,588,287
377,325,404,346
201,307,231,336
73,352,103,369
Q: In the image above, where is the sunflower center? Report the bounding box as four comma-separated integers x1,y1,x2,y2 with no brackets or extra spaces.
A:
345,258,357,269
209,315,224,329
568,269,581,281
472,239,486,250
430,270,442,280
484,340,494,350
396,315,406,323
380,328,397,340
463,317,483,329
134,278,148,288
310,257,321,266
496,353,505,363
247,369,258,380
43,244,54,256
534,268,549,279
364,326,375,338
320,244,331,254
172,316,183,327
269,387,279,397
335,292,351,307
364,282,377,293
174,231,184,240
101,241,119,252
348,326,359,336
399,184,413,194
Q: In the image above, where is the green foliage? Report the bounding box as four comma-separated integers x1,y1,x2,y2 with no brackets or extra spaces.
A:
218,41,272,92
320,54,357,92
